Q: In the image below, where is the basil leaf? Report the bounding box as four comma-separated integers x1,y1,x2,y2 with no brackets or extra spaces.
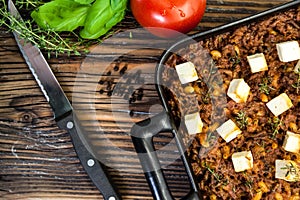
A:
31,0,90,31
73,0,94,5
79,0,127,39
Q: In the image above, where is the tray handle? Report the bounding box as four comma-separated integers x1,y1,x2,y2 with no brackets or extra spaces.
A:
131,111,202,200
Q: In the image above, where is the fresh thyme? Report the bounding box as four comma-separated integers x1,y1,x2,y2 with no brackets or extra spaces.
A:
242,172,254,194
268,116,283,139
232,185,236,192
292,67,300,94
281,162,300,181
259,77,275,95
204,162,222,182
206,131,215,141
0,0,91,56
15,0,44,9
255,141,266,148
201,87,211,104
235,110,248,129
229,54,241,67
244,179,253,189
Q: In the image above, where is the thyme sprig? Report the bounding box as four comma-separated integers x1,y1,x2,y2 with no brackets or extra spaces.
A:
15,0,44,9
235,110,248,129
242,172,254,195
259,77,275,95
201,87,211,104
229,54,241,67
204,162,222,182
268,116,283,139
0,0,90,56
292,67,300,94
281,162,300,181
244,179,253,189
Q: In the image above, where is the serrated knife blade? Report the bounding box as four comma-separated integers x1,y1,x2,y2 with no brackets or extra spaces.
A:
8,1,121,199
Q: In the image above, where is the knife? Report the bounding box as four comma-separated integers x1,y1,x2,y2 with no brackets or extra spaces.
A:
8,1,121,199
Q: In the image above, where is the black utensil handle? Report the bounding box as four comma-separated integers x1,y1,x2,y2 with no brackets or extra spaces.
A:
56,112,121,200
131,112,173,200
131,111,202,200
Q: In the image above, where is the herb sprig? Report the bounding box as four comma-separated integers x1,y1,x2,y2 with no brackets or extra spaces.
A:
292,67,300,94
259,77,275,95
281,162,300,181
0,0,92,56
268,116,283,139
15,0,44,9
235,110,248,129
204,162,222,182
229,54,241,67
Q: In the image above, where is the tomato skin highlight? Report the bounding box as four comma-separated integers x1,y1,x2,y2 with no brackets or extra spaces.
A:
130,0,206,38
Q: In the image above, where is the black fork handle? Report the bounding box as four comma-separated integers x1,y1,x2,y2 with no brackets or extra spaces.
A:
131,111,202,200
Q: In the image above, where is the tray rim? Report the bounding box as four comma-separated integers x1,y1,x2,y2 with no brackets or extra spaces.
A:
156,0,300,112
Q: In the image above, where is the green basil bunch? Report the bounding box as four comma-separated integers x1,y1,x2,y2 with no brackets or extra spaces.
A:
31,0,127,39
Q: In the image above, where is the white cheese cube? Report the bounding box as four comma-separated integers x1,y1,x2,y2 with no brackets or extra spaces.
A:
184,112,203,135
227,78,251,103
216,119,242,143
266,93,293,116
276,41,300,62
283,131,300,154
175,62,198,84
275,160,300,182
294,60,300,73
232,151,253,172
247,53,268,73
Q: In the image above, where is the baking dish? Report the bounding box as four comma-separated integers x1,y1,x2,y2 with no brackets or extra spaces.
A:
130,1,300,199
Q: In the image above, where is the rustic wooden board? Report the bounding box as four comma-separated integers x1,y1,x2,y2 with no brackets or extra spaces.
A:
0,0,293,199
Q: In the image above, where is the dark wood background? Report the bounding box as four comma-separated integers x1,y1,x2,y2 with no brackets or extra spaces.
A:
0,0,293,199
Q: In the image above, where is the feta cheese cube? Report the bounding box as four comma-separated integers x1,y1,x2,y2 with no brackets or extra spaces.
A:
247,53,268,73
227,78,251,103
175,62,198,84
294,60,300,73
216,119,242,143
283,131,300,154
232,151,253,172
266,93,293,116
184,112,203,135
275,160,300,182
276,41,300,62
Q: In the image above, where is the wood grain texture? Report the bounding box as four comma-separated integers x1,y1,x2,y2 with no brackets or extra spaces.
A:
0,0,292,199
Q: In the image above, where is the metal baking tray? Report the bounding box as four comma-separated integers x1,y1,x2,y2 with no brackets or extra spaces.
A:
131,1,300,199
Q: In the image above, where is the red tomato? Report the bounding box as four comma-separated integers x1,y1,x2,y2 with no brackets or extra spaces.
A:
130,0,206,38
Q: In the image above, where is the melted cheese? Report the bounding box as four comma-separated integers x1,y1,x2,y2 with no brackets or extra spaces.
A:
227,79,251,103
175,62,199,84
276,41,300,62
266,93,293,116
283,131,300,154
232,151,253,172
184,112,203,135
216,119,242,143
275,160,300,182
247,53,268,73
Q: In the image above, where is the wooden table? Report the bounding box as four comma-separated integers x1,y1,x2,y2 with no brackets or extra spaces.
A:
0,0,293,199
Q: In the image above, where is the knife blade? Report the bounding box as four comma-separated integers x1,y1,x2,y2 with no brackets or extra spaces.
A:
8,1,121,199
